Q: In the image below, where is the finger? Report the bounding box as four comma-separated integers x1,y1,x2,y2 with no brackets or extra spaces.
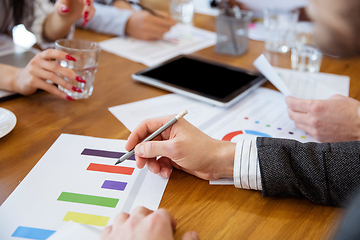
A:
146,158,161,174
181,231,200,240
113,212,130,224
285,96,313,113
39,49,77,62
131,206,154,217
36,59,79,86
154,208,177,230
31,78,70,100
100,226,112,238
56,0,71,14
287,107,310,125
29,66,74,92
135,140,172,159
157,157,173,178
125,115,175,151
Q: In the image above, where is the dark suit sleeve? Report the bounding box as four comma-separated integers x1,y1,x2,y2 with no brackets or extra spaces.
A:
256,137,360,206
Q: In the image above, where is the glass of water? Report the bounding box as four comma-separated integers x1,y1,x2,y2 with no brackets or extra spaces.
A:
291,43,323,73
263,8,299,53
169,0,194,24
55,39,101,99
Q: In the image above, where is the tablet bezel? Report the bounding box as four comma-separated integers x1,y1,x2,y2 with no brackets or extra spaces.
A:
132,55,265,107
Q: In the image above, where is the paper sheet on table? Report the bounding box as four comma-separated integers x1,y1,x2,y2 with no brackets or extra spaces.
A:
254,54,350,99
0,134,168,240
48,221,100,240
109,94,225,132
100,24,216,67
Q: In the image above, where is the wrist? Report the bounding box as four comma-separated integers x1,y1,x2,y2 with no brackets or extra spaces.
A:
211,140,236,179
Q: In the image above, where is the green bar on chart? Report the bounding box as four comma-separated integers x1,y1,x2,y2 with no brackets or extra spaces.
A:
63,211,110,227
57,192,119,208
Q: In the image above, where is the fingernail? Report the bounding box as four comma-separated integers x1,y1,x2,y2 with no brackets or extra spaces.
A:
160,168,168,178
65,55,76,61
84,11,89,19
81,20,88,27
76,76,86,83
66,95,75,101
72,87,82,93
61,5,70,13
86,0,91,6
137,145,144,156
148,163,154,172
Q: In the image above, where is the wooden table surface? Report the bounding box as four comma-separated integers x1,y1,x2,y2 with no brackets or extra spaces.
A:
2,5,360,239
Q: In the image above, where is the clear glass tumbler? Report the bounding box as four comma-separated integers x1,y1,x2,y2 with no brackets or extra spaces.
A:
263,8,299,53
215,9,253,56
55,39,101,99
169,0,194,24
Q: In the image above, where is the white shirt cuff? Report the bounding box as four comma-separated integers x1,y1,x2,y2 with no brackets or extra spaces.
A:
233,139,262,190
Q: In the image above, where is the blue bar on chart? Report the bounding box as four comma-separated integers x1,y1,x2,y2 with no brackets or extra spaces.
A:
12,226,55,240
102,180,127,191
81,148,136,160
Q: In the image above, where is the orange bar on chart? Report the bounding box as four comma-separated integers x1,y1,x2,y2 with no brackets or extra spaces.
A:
87,163,134,175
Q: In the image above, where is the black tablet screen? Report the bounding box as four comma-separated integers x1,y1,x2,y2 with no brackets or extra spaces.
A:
139,57,259,100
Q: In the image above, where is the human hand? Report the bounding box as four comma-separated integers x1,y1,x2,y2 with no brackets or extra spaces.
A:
125,11,176,41
125,115,235,180
55,0,95,27
13,49,86,100
286,95,360,142
100,206,199,240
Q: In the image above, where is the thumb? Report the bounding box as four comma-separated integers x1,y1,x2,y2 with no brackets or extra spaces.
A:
135,140,172,159
181,231,199,240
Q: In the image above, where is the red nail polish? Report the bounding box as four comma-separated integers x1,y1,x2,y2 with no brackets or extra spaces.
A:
66,96,75,101
76,76,86,83
81,20,88,27
61,6,70,13
84,11,89,19
86,0,91,6
65,55,76,61
72,86,83,93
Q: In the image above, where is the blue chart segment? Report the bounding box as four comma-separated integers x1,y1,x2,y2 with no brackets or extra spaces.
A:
81,148,136,161
222,130,272,141
11,226,55,240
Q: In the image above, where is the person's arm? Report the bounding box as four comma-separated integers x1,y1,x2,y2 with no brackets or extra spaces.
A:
257,137,360,206
286,95,360,142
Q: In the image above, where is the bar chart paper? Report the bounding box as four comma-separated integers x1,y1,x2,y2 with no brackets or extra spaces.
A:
0,134,169,240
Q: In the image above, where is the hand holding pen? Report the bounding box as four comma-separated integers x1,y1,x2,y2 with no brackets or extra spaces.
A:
119,0,176,40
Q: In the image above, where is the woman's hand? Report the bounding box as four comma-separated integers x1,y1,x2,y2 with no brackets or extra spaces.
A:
55,0,95,26
12,49,86,100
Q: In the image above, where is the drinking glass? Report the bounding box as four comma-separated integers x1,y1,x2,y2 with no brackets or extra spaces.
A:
55,39,101,99
169,0,194,24
263,8,299,53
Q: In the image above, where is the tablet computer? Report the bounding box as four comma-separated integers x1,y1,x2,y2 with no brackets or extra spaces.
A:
132,55,265,107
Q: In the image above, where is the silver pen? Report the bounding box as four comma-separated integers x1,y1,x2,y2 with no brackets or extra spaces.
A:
115,110,188,165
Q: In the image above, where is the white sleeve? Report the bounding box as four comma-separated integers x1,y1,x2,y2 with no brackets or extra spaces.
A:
233,139,262,190
76,3,134,37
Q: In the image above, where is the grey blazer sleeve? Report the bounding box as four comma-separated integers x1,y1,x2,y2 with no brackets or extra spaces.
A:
256,137,360,206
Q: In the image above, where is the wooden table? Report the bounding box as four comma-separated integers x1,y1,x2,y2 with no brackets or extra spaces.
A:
2,7,360,239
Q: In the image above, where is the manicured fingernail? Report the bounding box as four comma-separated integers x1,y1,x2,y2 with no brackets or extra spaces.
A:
61,5,70,13
75,76,86,83
86,0,91,6
72,87,82,93
81,20,88,27
84,11,89,18
65,55,76,61
66,96,75,101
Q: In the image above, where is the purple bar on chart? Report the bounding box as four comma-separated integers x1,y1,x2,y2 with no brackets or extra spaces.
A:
81,148,135,160
102,180,127,191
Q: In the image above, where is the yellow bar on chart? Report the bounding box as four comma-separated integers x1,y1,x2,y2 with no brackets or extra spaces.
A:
63,211,110,227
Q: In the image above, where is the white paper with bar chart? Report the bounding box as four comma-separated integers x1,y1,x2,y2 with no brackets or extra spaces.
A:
0,134,168,240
